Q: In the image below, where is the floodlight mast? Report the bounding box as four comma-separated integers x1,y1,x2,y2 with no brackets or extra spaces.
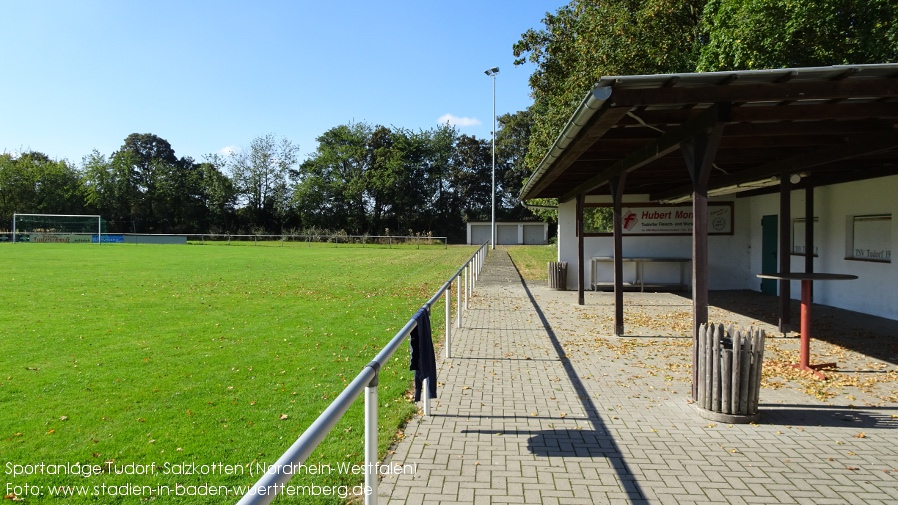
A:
484,67,499,250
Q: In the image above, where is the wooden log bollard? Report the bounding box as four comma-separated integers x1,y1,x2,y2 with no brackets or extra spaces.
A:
548,262,568,290
695,323,766,423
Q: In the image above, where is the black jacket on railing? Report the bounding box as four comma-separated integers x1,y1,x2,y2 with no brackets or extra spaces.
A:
410,307,437,401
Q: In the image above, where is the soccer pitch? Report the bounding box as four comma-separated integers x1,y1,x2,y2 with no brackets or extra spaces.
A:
0,243,475,503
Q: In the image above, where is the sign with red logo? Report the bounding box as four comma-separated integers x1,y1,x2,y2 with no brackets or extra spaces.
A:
586,203,733,235
622,211,638,231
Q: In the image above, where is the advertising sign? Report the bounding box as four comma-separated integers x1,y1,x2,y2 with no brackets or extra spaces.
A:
586,203,733,235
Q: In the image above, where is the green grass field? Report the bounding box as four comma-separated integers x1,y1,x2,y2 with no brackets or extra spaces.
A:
503,245,558,281
0,243,475,503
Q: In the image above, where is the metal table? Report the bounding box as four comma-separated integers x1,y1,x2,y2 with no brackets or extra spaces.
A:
756,272,858,379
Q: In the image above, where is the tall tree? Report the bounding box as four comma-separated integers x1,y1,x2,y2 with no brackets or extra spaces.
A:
113,133,176,230
513,0,705,173
364,126,422,234
228,134,299,232
449,134,492,223
152,155,209,233
698,0,898,70
198,155,237,233
83,134,213,233
0,152,85,226
293,123,371,233
424,124,458,231
82,150,135,232
495,110,534,213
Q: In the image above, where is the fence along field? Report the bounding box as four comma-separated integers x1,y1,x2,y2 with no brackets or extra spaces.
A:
0,243,475,504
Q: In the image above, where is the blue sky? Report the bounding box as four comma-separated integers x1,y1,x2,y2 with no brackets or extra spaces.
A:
1,0,567,165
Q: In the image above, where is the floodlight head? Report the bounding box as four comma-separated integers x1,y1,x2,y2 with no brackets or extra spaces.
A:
484,67,499,76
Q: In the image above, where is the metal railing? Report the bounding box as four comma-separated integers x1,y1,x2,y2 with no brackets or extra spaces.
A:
236,242,489,505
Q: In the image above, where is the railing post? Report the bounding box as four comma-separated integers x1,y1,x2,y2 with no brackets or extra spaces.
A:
475,250,480,280
422,377,431,417
455,274,461,328
365,363,379,505
445,285,451,359
471,259,476,295
464,264,469,309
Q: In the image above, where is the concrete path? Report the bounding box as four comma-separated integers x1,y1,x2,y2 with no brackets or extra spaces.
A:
379,250,898,504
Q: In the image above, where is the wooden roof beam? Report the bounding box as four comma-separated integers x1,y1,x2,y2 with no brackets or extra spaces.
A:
651,131,898,202
559,103,731,203
524,107,632,199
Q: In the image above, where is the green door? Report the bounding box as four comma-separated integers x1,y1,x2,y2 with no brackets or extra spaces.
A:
761,215,778,295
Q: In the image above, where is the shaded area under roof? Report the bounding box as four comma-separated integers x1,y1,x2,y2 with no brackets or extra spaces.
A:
520,64,898,203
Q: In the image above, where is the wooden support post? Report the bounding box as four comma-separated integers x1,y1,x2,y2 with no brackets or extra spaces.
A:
577,193,585,306
779,171,792,333
683,103,728,400
610,175,626,336
692,183,710,338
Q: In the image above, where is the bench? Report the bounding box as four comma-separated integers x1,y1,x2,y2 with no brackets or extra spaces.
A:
591,256,691,292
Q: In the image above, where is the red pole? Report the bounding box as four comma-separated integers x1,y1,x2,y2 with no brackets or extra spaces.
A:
800,280,812,370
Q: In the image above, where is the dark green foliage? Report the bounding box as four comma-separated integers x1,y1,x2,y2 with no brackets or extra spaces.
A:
226,134,299,233
0,151,87,227
698,0,898,71
293,122,538,241
514,0,705,179
6,119,538,238
82,134,230,233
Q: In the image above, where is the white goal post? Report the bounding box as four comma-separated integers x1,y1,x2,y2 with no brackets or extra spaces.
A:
12,213,103,244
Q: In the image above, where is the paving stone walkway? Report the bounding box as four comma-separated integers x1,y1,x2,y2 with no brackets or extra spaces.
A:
379,250,898,504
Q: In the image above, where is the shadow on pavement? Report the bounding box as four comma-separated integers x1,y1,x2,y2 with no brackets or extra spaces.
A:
759,403,898,429
462,254,648,503
708,290,898,366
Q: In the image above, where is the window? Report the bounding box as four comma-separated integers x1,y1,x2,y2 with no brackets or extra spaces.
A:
792,217,818,256
846,214,891,262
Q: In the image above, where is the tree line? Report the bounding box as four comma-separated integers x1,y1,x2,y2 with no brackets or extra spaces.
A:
1,112,535,242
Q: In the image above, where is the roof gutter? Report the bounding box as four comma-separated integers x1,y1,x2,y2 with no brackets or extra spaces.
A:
519,85,613,201
521,201,558,210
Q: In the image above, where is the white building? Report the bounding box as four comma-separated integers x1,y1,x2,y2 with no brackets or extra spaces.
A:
466,221,549,246
558,178,896,320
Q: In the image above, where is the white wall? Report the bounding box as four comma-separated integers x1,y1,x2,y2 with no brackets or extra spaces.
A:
747,175,898,319
557,176,897,320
